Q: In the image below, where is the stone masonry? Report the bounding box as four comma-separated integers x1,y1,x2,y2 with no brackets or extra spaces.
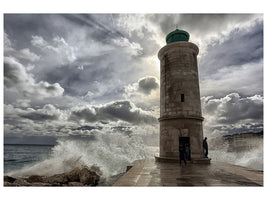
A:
157,41,205,161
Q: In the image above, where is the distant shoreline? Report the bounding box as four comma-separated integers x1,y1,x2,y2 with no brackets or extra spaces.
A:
4,143,56,147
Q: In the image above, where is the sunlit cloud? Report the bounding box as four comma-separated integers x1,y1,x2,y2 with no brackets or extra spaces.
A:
4,14,263,141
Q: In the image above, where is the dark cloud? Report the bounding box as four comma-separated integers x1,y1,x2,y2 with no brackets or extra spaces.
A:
202,93,263,135
4,56,29,87
4,14,64,50
97,101,157,124
199,19,263,76
138,76,159,94
62,134,96,141
4,15,147,102
42,57,116,97
62,14,125,42
4,104,65,138
148,14,259,38
70,100,157,124
4,14,124,53
198,18,263,98
203,93,263,124
111,126,133,135
217,94,263,124
19,112,58,121
73,125,102,131
4,57,64,98
70,107,97,122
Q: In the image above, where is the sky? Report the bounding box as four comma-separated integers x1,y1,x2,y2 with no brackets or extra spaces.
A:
3,13,263,144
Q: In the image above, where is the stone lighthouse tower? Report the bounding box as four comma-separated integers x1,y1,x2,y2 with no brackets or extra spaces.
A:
155,29,210,163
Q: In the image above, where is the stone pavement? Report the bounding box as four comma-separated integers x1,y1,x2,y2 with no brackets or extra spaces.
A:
113,159,263,186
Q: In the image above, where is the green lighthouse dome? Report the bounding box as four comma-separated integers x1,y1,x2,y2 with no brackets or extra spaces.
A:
166,29,190,44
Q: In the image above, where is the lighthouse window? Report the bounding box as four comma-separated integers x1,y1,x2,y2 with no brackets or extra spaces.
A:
181,94,185,102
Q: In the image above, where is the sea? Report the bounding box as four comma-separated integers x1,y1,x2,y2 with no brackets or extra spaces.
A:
4,144,54,174
4,138,263,186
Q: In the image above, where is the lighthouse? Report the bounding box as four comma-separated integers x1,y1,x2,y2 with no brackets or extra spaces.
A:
155,29,210,164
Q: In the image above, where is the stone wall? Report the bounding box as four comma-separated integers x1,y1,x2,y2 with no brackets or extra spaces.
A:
159,118,204,159
158,41,204,159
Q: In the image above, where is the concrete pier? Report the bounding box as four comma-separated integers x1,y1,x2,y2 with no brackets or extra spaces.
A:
113,159,263,186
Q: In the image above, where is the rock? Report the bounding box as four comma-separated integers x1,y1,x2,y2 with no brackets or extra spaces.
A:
89,165,103,176
65,167,80,182
4,176,31,186
79,168,100,186
31,182,52,186
68,182,84,186
3,167,100,186
27,175,47,183
4,175,17,183
47,174,68,185
4,181,17,186
13,178,32,186
51,182,62,186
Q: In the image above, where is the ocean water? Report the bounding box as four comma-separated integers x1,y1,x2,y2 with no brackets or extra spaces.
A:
4,144,54,174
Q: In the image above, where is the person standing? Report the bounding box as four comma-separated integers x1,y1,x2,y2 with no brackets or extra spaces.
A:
203,137,208,158
185,143,190,161
179,144,187,166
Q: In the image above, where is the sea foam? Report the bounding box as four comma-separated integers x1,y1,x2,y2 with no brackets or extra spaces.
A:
8,132,151,183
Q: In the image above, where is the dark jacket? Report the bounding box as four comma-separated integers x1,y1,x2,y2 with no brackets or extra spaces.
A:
179,146,185,159
203,140,208,149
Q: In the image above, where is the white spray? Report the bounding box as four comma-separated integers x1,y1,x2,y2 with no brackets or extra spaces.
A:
8,131,151,183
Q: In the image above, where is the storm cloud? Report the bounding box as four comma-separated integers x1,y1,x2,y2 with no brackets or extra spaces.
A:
70,100,158,125
4,56,64,98
3,14,263,142
198,19,263,98
20,112,58,121
202,93,263,136
124,76,160,110
199,19,263,74
138,76,159,94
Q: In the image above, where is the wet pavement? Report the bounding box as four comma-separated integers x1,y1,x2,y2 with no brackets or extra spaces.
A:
113,159,263,186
